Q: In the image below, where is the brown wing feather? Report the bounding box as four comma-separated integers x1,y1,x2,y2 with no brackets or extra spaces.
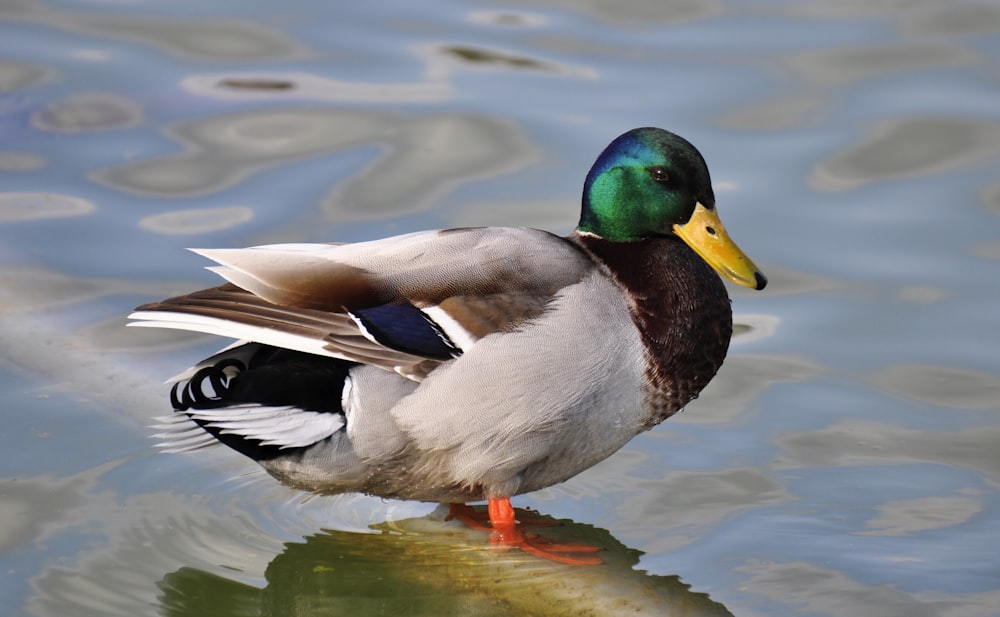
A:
134,228,598,378
435,293,550,337
192,229,593,315
135,284,438,374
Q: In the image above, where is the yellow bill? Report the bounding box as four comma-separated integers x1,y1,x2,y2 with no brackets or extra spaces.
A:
673,202,767,290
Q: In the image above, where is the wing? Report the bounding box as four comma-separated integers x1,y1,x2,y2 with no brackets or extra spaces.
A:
129,227,594,380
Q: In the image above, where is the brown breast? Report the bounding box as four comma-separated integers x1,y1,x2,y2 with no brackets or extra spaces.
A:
571,232,733,427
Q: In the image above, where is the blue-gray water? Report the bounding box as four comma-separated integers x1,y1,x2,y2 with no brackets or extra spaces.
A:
2,1,999,615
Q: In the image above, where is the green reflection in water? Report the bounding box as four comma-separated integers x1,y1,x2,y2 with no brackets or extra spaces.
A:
442,45,552,70
158,510,734,617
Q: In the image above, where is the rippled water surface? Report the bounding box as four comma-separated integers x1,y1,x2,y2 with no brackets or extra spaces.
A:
2,1,999,615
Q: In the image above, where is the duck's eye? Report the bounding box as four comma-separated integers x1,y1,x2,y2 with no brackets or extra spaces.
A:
648,167,670,184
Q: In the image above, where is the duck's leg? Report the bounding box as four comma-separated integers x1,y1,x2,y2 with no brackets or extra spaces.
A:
449,501,559,528
486,497,604,566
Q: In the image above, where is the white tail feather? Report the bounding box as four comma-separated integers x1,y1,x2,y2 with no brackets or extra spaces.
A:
128,311,342,360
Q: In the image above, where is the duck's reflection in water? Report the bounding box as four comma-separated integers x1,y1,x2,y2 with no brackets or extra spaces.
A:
158,505,733,617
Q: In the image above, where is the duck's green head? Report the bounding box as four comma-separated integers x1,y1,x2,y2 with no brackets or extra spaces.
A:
579,127,766,290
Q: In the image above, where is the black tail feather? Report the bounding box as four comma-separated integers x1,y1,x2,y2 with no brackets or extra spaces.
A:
171,345,354,461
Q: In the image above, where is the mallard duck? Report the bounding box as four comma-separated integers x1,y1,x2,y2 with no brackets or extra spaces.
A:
129,127,765,564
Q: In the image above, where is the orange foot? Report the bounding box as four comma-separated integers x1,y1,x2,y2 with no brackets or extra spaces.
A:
447,499,603,566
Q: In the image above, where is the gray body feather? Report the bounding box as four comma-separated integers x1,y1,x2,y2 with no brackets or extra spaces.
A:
131,226,723,503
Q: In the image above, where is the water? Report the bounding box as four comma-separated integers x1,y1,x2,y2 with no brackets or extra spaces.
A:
2,1,999,615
